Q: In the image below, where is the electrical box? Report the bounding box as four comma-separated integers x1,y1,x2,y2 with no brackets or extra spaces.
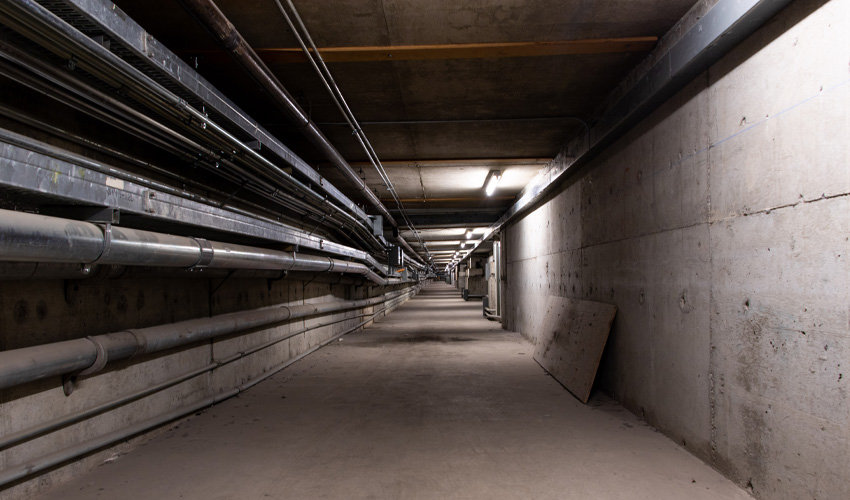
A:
368,215,383,237
484,262,491,277
388,245,405,267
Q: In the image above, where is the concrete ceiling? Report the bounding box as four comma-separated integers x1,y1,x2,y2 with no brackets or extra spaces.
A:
113,0,697,265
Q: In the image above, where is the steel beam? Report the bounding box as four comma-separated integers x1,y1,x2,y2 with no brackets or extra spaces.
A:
55,0,369,226
0,128,370,261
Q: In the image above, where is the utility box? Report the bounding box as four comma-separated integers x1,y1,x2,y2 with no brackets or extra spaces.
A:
388,245,405,267
368,215,383,237
484,262,491,277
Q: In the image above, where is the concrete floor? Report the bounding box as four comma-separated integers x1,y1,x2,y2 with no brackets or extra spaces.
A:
38,283,750,500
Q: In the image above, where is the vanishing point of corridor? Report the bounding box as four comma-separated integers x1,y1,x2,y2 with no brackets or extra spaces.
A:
38,283,748,500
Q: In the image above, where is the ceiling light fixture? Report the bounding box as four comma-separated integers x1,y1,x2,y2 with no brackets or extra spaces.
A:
484,170,501,196
465,229,473,239
460,242,466,248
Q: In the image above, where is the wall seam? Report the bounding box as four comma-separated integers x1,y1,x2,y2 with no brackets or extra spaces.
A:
706,66,718,467
505,218,709,265
709,191,850,224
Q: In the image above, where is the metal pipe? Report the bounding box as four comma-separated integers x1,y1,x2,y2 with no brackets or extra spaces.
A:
60,0,370,226
0,262,402,287
0,4,384,252
273,0,431,265
0,117,380,262
0,209,387,282
0,286,415,489
0,289,415,451
0,285,415,391
0,30,406,261
176,0,398,229
272,0,430,258
0,389,239,488
0,102,322,232
0,43,381,253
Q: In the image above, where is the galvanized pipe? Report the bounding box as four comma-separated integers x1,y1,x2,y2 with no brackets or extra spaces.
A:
0,43,381,252
176,0,398,230
274,0,432,264
0,3,385,252
0,209,387,281
0,289,414,452
0,289,411,488
0,286,414,391
0,263,408,288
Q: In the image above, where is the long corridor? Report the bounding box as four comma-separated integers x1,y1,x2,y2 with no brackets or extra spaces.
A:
39,283,747,499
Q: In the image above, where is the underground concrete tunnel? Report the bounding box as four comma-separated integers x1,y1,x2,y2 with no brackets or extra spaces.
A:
0,0,848,499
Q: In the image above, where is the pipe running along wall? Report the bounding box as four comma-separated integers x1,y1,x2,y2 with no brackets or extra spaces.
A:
0,284,417,391
0,287,417,487
0,209,389,284
0,290,413,451
0,0,385,254
176,0,391,225
175,0,427,265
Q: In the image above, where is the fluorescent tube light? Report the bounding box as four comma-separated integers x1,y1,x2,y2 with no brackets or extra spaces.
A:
484,170,501,196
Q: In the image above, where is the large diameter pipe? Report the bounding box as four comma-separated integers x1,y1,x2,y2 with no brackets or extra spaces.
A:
0,262,379,285
0,292,413,489
0,2,382,252
0,290,414,452
0,287,414,391
0,339,98,390
177,0,397,229
0,209,389,283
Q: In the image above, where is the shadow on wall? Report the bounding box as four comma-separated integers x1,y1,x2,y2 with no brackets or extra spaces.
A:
504,0,849,499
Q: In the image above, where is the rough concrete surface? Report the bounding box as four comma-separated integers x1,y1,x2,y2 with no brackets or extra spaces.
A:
503,1,849,498
36,283,748,500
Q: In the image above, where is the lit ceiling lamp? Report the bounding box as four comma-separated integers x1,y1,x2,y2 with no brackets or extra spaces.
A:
460,242,466,248
484,170,501,196
465,229,473,239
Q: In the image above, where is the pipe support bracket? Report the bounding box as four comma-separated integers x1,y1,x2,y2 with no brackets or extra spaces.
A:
91,223,113,264
77,336,108,377
191,238,215,268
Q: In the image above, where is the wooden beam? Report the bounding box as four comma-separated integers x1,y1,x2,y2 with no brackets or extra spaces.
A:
190,37,657,64
264,37,656,63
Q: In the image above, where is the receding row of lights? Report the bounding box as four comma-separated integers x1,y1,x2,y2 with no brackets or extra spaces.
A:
440,227,478,270
441,169,502,271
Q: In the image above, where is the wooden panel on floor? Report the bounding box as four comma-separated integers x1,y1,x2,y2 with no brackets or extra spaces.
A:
533,296,617,403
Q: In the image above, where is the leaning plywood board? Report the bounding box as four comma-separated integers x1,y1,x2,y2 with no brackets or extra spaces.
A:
533,296,617,403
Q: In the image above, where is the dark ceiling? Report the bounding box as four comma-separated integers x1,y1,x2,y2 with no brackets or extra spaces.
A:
112,0,697,264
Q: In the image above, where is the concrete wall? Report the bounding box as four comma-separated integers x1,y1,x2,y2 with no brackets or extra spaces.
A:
0,274,414,499
503,1,849,498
